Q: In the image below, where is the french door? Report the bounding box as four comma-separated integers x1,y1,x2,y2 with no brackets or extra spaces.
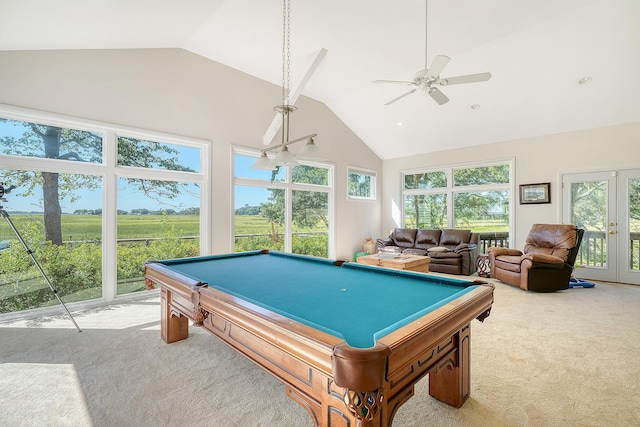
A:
562,170,640,285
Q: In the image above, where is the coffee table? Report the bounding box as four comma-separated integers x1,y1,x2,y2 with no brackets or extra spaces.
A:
357,253,430,273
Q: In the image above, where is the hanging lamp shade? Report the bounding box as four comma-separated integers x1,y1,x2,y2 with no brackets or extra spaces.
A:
250,151,277,170
296,138,325,161
273,145,298,166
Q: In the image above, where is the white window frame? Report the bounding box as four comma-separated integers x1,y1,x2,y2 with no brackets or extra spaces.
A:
347,166,377,201
401,158,515,245
232,147,335,259
0,103,210,305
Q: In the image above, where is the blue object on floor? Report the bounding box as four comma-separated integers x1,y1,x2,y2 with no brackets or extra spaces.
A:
569,278,596,288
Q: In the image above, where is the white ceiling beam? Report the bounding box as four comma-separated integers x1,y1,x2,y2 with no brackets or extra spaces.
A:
263,47,327,145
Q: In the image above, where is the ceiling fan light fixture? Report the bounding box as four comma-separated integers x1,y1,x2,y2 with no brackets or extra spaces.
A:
373,0,491,106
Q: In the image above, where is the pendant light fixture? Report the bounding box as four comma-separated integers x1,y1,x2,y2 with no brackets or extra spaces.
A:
251,0,324,170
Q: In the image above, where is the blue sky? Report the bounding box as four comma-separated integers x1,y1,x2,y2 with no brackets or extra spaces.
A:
1,120,283,213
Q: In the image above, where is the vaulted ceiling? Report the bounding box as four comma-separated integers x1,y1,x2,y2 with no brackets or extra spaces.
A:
1,0,639,160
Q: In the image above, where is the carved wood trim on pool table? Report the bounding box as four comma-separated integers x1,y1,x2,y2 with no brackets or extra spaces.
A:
145,261,494,427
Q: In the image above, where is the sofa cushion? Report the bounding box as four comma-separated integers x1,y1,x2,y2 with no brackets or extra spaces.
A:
392,228,417,249
414,229,441,250
440,229,472,246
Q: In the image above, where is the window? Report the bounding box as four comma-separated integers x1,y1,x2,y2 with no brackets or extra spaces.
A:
0,169,103,311
0,117,103,163
233,149,333,258
0,105,209,314
348,167,376,200
402,162,512,251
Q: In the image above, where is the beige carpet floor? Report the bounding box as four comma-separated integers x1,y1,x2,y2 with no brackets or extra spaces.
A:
1,278,640,427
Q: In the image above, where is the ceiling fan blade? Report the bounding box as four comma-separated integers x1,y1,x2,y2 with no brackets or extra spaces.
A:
426,55,450,79
438,72,492,86
428,87,449,105
373,79,416,85
384,89,417,105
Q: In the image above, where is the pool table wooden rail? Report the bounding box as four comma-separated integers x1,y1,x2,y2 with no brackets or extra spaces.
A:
145,260,494,427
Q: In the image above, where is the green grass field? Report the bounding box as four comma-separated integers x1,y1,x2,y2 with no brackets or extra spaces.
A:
0,214,510,243
0,214,202,241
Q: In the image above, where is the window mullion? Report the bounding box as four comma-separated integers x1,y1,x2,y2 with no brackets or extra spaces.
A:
102,130,118,300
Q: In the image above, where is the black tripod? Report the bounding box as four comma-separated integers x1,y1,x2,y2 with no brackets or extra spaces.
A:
0,183,81,332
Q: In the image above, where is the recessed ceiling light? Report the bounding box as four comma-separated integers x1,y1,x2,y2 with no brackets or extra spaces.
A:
578,76,592,85
471,104,480,110
397,121,404,127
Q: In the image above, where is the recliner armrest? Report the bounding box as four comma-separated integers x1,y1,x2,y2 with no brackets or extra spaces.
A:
489,247,522,257
522,253,565,265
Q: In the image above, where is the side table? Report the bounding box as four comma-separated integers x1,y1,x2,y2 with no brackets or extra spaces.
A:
476,253,491,278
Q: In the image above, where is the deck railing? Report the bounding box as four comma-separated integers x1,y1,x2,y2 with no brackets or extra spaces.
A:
477,232,509,254
478,230,640,270
577,231,640,270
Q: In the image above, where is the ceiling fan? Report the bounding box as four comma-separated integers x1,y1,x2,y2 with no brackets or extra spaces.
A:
373,0,491,106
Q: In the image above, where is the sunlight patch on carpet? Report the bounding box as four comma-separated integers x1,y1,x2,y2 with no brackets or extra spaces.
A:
0,363,93,426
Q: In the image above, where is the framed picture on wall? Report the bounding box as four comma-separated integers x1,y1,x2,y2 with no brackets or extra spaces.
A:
519,182,551,204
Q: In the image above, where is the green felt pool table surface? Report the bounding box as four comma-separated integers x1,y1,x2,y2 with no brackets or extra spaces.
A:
157,250,479,348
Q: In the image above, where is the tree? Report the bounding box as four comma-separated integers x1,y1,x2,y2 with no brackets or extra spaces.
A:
260,165,329,241
403,166,510,229
0,119,195,245
348,173,370,197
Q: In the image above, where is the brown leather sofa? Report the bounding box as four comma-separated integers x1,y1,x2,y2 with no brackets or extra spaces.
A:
488,224,584,292
376,228,479,275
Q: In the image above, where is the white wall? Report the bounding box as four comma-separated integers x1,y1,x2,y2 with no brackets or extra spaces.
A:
382,123,640,249
0,49,382,260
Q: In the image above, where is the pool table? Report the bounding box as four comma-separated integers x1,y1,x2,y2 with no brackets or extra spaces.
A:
144,250,494,427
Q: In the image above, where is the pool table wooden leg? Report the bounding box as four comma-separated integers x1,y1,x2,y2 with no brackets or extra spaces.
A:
161,287,189,343
428,324,471,408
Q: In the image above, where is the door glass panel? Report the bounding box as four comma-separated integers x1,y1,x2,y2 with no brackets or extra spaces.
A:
629,178,640,270
571,181,607,268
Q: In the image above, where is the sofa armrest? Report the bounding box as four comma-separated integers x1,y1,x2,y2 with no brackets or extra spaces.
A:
453,242,478,254
376,237,393,247
488,247,522,257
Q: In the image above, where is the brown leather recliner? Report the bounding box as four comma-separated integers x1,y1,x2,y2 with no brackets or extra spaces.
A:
488,224,584,292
